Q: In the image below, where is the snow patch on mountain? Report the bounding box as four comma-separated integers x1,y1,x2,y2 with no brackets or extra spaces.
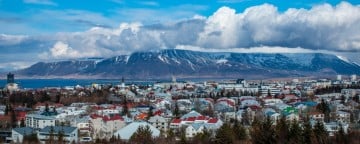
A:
336,55,350,63
216,59,228,64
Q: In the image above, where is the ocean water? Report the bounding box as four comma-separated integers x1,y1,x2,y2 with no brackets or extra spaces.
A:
0,79,156,89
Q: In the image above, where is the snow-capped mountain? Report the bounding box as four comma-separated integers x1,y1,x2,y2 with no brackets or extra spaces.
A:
15,49,360,79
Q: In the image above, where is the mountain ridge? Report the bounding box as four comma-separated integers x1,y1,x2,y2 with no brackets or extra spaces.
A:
14,49,360,79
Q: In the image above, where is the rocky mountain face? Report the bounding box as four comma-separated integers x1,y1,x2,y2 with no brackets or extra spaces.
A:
15,49,360,79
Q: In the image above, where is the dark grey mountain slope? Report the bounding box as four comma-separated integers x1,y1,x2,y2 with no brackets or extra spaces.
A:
15,49,360,79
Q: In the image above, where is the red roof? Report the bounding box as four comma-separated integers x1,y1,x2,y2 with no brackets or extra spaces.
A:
171,118,182,124
217,99,235,107
90,114,123,121
185,117,196,122
104,114,123,121
90,114,102,119
135,113,148,120
154,110,162,116
248,105,261,110
196,115,207,121
207,118,218,123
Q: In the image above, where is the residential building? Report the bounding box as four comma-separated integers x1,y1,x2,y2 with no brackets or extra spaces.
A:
113,121,160,141
309,112,325,122
185,123,204,138
11,127,35,143
37,126,78,144
335,111,351,123
25,114,56,129
90,114,125,140
148,115,169,132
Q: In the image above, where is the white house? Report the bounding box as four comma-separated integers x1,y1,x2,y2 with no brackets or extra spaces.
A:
263,99,283,106
335,111,351,123
148,115,169,132
37,126,78,144
324,122,349,136
25,114,56,129
113,121,160,141
309,112,325,122
185,123,204,138
11,127,35,143
90,114,126,140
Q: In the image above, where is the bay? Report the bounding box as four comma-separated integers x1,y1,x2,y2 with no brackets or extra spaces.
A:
0,79,156,89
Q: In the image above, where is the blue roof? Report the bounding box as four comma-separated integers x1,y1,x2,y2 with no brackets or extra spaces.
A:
181,110,202,119
41,111,58,116
191,123,203,131
13,127,35,135
39,126,77,134
294,101,317,107
265,111,276,116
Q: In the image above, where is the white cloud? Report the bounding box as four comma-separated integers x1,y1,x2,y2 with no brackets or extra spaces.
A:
0,34,28,45
2,2,360,69
197,2,360,51
0,61,34,72
34,2,360,60
175,45,334,54
49,41,80,58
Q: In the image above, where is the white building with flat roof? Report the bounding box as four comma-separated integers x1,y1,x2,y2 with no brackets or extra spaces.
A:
25,114,56,129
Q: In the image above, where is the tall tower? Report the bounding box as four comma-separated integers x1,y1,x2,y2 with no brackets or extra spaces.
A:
172,75,176,83
337,75,342,81
121,77,125,88
351,74,357,81
7,73,14,84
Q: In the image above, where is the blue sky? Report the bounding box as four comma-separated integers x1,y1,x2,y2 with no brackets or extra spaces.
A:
0,0,360,71
1,0,358,34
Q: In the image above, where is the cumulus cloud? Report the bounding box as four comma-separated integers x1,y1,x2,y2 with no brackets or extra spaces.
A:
42,1,359,60
2,2,360,69
49,41,79,58
198,2,360,51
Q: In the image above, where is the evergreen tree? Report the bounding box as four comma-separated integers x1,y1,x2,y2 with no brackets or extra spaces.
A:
242,110,251,126
192,127,212,144
275,116,289,144
166,129,175,142
288,120,302,144
23,133,39,143
251,116,276,144
130,125,154,144
194,98,201,112
233,119,247,141
215,122,234,144
174,101,180,118
4,104,8,115
335,123,348,144
20,119,25,127
262,116,276,144
313,121,328,144
10,110,17,128
109,134,118,143
57,129,65,144
316,99,330,122
121,96,129,117
302,116,313,144
48,126,55,144
52,107,57,114
45,103,50,113
147,106,154,120
179,126,187,144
